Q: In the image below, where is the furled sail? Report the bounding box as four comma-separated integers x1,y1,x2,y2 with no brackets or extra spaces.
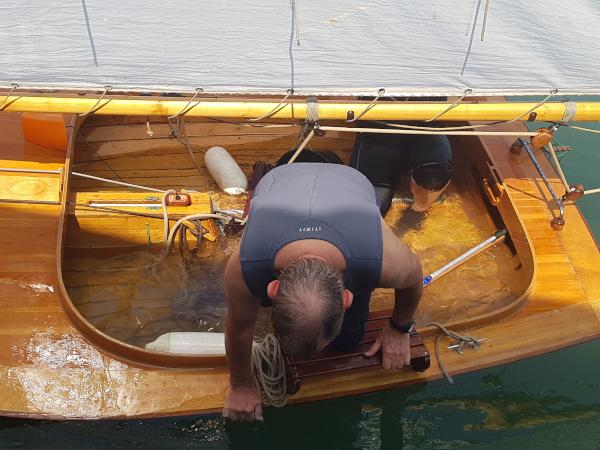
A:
1,0,599,96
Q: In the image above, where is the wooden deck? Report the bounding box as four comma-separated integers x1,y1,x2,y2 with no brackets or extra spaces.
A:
0,110,599,419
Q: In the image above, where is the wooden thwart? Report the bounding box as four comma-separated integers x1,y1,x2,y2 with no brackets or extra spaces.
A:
284,311,430,394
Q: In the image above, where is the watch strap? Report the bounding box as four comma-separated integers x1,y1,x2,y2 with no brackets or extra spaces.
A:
389,318,416,334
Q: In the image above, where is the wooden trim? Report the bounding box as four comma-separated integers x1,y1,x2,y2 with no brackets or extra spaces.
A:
53,116,536,369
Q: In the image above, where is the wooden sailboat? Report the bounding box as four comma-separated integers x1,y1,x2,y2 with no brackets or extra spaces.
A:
1,1,600,419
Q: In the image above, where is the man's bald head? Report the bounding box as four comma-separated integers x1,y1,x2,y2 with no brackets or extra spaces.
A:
271,258,345,358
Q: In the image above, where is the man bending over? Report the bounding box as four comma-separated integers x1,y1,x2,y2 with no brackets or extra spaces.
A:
223,163,422,421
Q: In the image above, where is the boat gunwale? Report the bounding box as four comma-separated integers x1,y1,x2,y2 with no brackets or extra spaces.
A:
55,114,536,369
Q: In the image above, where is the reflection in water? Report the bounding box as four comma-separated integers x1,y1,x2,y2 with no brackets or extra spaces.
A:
64,188,524,349
6,342,600,450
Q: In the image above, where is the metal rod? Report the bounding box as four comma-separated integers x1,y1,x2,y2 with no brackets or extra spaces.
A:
0,167,63,174
0,198,61,205
520,139,565,225
71,171,165,193
422,229,507,286
585,187,600,195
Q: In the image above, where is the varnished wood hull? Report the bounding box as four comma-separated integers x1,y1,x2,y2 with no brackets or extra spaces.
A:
1,104,599,420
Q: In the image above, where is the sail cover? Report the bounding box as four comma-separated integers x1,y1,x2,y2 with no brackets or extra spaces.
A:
1,0,599,96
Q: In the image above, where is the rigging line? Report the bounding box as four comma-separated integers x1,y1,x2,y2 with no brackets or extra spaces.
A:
373,120,507,131
318,125,537,137
506,89,558,122
208,116,304,128
167,117,207,158
167,88,203,120
248,90,294,122
0,83,19,111
287,129,315,163
424,89,473,122
461,0,483,75
564,124,600,135
346,88,386,123
546,142,570,191
77,85,112,117
76,129,134,191
378,91,558,131
178,116,206,175
480,0,491,41
80,0,98,66
289,0,300,93
585,187,600,196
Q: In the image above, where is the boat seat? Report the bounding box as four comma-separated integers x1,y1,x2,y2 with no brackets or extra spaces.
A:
283,310,430,394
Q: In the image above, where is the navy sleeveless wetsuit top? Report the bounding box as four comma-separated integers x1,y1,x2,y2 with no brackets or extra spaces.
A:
239,163,383,306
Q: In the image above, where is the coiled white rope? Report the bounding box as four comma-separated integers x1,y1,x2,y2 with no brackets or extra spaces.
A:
162,212,229,255
161,189,177,244
251,334,288,407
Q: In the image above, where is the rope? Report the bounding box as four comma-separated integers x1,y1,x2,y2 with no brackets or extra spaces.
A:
380,90,558,130
165,102,206,179
546,142,570,191
507,89,558,122
248,89,293,122
291,0,300,46
288,0,300,94
561,101,577,123
346,88,386,122
584,187,600,196
0,83,19,111
251,334,288,407
481,0,491,41
374,121,505,131
426,322,484,384
318,125,537,137
286,129,315,163
424,89,472,122
77,85,112,117
163,213,229,254
161,189,177,244
306,96,320,123
168,88,203,120
565,124,600,135
177,117,205,174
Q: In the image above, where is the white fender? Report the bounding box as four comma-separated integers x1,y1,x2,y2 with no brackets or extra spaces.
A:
145,332,226,355
204,146,247,195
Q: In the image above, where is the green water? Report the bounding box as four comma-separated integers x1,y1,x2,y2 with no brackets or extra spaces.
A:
1,112,600,449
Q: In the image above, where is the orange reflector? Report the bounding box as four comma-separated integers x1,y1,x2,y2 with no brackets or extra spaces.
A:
20,113,68,151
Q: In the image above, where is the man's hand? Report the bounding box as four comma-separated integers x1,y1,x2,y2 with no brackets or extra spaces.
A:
364,324,411,370
223,384,263,422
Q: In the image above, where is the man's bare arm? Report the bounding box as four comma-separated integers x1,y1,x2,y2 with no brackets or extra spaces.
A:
364,220,423,369
378,220,423,325
223,248,262,420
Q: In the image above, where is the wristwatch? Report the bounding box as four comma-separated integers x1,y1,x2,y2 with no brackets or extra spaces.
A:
389,318,416,334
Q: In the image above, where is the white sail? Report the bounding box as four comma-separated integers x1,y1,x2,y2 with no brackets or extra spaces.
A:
1,0,599,96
